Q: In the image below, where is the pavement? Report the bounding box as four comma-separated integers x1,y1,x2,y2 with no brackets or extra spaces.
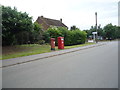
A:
2,42,107,68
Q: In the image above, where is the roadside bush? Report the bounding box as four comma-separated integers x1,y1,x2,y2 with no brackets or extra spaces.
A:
36,40,45,45
43,27,87,46
66,30,86,45
43,31,50,43
43,27,62,45
64,30,73,45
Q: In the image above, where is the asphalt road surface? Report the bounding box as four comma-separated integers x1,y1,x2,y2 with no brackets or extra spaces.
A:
2,41,118,88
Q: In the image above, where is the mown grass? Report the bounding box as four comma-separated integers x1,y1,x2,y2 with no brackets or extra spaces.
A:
64,42,95,49
2,42,95,60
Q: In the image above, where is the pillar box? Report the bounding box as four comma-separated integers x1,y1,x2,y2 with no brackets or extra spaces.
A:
50,38,55,50
58,37,64,49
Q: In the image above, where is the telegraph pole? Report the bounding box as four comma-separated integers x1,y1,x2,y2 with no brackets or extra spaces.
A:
95,12,98,43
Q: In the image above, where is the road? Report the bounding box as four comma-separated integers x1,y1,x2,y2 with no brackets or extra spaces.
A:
2,41,118,88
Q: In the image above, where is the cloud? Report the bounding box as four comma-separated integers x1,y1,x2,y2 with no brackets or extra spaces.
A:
1,0,119,29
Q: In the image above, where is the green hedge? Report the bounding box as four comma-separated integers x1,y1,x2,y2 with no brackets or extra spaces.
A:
43,27,87,46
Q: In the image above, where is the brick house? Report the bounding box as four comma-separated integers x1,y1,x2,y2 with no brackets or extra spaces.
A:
36,16,68,30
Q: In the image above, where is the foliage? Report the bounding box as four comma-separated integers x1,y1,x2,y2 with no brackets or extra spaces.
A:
115,26,120,38
2,5,119,47
2,5,43,46
2,6,33,45
31,22,43,43
103,23,119,39
43,27,87,46
36,40,45,45
70,25,79,31
84,23,120,40
43,27,62,45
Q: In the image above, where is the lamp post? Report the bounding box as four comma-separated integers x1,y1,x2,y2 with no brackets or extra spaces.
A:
95,12,98,43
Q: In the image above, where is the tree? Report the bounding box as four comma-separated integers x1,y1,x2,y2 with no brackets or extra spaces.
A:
30,22,43,44
115,26,120,39
84,26,96,39
2,5,33,45
97,25,103,36
103,23,116,39
70,25,79,31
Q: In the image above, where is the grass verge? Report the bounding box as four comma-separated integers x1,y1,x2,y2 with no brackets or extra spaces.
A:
2,42,95,60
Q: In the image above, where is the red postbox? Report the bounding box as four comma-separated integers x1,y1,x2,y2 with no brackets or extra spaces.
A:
58,37,64,49
50,38,55,50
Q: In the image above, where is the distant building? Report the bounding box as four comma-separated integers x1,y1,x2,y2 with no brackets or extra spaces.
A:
118,1,120,26
36,16,68,30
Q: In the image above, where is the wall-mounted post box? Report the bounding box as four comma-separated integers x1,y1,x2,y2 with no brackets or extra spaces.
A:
58,37,64,49
50,38,55,50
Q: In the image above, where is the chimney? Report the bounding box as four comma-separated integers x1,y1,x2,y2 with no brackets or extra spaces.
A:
60,18,62,22
41,16,44,18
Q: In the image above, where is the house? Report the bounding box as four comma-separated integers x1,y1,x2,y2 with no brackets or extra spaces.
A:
36,16,68,30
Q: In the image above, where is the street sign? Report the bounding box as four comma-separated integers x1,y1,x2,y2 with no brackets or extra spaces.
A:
92,32,97,34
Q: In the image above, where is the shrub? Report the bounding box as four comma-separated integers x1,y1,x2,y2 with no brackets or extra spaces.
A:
36,40,45,45
43,27,87,46
43,27,62,45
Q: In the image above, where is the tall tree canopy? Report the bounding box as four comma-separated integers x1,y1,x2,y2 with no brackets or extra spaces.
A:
84,23,120,40
103,23,119,39
2,6,33,45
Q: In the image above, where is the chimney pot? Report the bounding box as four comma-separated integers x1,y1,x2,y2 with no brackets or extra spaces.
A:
60,18,62,22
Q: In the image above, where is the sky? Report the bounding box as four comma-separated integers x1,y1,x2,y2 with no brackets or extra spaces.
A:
118,1,120,26
1,0,119,30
